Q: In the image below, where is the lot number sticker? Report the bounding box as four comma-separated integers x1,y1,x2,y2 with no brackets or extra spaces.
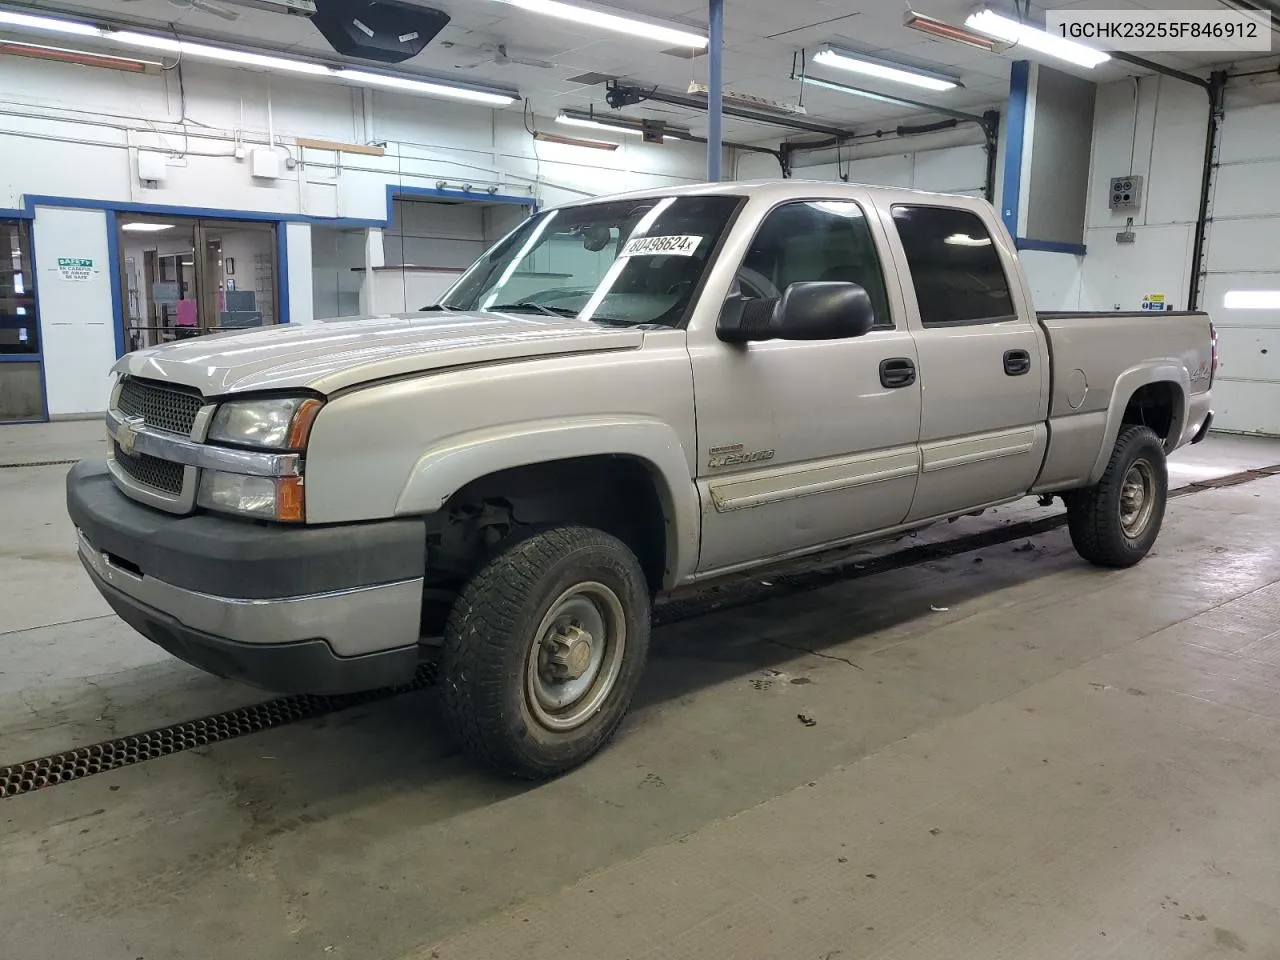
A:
621,235,702,257
56,258,96,282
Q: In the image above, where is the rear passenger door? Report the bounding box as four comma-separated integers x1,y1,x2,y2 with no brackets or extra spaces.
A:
886,204,1049,523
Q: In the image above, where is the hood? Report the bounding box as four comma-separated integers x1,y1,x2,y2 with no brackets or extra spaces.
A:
113,312,645,396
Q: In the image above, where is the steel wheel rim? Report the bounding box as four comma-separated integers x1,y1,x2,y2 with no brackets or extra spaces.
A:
1119,458,1156,538
525,582,627,732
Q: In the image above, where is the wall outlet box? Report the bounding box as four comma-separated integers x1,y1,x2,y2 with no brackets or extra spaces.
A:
137,151,167,183
1115,230,1136,244
251,149,281,180
1109,174,1143,210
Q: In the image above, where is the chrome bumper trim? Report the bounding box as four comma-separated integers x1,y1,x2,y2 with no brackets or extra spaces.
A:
106,407,301,478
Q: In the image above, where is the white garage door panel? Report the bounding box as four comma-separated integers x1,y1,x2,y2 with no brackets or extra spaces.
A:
1215,326,1280,381
913,144,986,194
1203,218,1280,274
1205,97,1280,436
1211,161,1280,219
1212,379,1280,435
1203,272,1280,325
1216,102,1280,162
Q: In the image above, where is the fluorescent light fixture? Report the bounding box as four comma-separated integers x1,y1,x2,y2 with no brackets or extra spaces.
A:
110,31,328,74
334,68,515,106
0,10,101,37
496,0,706,48
945,232,991,246
121,223,176,233
556,112,644,136
534,131,619,151
966,8,1109,69
1224,290,1280,310
801,75,920,107
904,10,998,52
813,47,958,92
0,38,161,72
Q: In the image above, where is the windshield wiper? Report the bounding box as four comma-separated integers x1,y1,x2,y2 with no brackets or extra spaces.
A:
488,303,579,318
418,304,456,312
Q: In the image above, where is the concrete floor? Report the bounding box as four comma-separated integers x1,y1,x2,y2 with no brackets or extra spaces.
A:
3,425,1280,959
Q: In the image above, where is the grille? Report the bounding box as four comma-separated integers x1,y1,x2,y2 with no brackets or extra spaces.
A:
117,377,203,436
113,442,184,495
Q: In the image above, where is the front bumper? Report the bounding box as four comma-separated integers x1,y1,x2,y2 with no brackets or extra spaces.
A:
67,460,427,694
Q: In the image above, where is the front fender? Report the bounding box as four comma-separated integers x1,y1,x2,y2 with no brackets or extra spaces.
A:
1087,362,1190,485
394,416,700,586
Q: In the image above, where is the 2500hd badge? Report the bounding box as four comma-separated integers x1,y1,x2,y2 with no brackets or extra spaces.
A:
707,444,776,469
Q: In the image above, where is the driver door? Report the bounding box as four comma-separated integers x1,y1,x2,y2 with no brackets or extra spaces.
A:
688,198,923,574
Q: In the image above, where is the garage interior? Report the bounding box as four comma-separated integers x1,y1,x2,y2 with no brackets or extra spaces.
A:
4,0,1280,957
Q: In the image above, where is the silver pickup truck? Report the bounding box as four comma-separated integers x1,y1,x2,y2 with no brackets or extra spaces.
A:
68,181,1216,777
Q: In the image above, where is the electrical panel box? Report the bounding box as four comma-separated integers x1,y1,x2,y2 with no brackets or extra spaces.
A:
137,151,167,183
1109,175,1143,211
251,149,281,180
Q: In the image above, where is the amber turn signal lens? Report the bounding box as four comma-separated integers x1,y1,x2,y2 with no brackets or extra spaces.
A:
275,476,305,523
286,398,324,450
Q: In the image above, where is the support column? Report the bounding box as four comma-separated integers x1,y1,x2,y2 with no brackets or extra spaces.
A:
707,0,723,182
359,228,385,315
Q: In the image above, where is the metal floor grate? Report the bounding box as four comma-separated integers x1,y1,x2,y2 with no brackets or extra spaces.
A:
1,664,436,799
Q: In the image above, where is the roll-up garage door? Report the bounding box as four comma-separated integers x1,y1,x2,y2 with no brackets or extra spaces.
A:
1202,91,1280,436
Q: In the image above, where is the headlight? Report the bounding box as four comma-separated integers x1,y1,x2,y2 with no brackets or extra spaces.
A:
207,397,322,450
198,471,305,522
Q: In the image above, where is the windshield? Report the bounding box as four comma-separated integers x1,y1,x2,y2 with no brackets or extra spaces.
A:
437,195,742,327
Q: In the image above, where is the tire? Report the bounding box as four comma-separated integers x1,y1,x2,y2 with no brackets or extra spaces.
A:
1065,425,1168,568
439,525,651,779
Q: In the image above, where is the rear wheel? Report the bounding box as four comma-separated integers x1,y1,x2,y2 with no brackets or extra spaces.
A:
1065,425,1167,568
439,525,651,778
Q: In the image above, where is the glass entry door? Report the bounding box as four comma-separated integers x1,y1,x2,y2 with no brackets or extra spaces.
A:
117,215,277,350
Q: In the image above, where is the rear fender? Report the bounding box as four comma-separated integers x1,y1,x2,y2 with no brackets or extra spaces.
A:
394,416,699,586
1087,363,1189,485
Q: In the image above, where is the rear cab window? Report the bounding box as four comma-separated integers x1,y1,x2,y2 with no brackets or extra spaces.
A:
890,205,1016,328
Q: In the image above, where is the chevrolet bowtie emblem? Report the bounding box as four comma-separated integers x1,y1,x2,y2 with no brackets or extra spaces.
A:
115,415,145,455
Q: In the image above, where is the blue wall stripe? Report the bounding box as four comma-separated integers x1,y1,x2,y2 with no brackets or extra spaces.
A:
1001,60,1031,238
1015,237,1087,255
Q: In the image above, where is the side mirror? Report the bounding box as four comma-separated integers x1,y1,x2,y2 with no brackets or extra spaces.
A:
718,281,875,344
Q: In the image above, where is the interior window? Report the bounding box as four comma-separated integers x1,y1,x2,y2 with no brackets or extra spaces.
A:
735,200,894,330
891,205,1016,327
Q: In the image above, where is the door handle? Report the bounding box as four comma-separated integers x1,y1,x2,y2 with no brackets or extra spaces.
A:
1003,349,1032,376
879,357,916,389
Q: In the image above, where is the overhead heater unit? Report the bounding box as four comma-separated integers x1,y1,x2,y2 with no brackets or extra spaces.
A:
311,0,451,63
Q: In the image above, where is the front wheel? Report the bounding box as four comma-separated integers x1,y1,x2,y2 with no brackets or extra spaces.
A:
1065,425,1168,568
439,526,651,778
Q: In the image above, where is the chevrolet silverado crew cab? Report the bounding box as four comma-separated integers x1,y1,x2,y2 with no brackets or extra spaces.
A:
68,181,1217,778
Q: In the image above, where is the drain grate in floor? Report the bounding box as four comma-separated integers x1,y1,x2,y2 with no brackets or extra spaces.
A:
0,664,437,799
0,459,80,469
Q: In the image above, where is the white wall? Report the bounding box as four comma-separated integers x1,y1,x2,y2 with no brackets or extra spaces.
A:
1,54,711,413
736,135,988,197
0,58,709,219
1075,75,1208,312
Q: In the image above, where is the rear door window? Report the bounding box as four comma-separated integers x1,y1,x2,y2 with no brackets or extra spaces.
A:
891,205,1016,327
